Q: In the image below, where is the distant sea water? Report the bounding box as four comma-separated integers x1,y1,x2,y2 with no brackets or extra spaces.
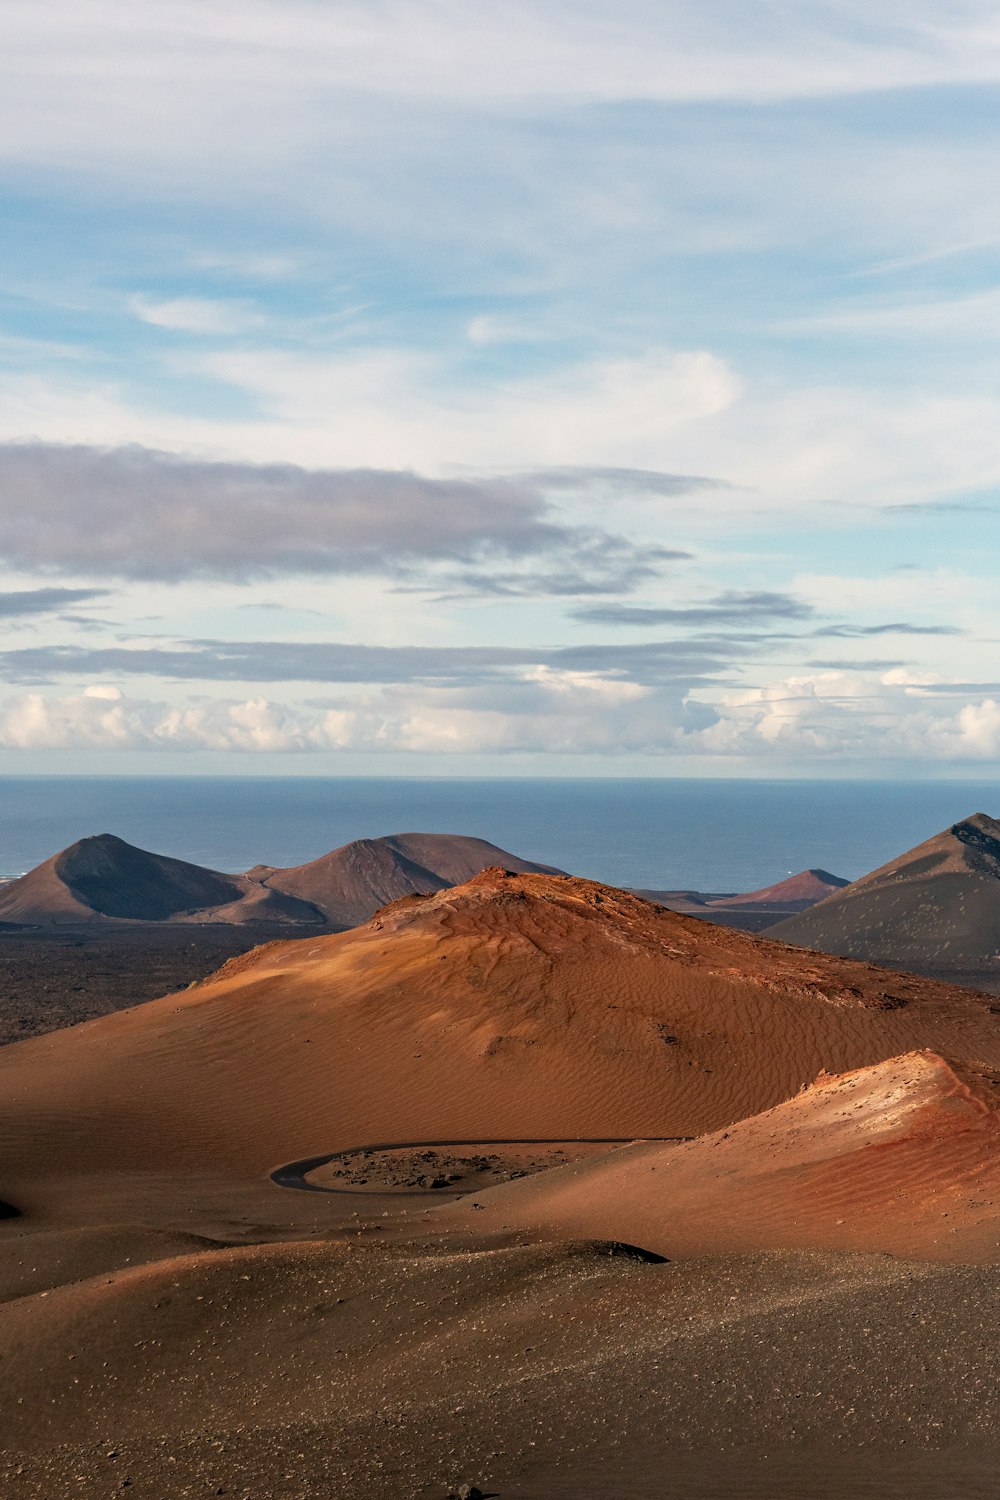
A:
1,776,998,892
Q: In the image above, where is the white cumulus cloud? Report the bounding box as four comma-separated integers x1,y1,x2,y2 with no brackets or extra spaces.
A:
4,667,1000,764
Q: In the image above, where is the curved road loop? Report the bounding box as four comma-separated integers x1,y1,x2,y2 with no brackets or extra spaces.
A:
271,1138,688,1196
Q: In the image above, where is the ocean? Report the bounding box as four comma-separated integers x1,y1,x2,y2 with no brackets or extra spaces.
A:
0,775,997,891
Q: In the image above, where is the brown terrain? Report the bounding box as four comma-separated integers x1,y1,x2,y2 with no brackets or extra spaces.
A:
1,868,1000,1497
637,867,848,931
0,923,280,1046
770,812,1000,990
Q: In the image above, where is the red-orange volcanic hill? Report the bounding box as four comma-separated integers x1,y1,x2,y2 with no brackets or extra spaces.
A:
635,867,848,931
724,866,848,906
1,868,999,1204
252,830,565,924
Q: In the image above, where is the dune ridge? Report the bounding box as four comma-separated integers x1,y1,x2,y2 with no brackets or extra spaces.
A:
443,1049,1000,1262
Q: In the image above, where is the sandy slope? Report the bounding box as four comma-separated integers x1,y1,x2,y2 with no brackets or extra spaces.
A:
1,870,999,1215
441,1050,1000,1262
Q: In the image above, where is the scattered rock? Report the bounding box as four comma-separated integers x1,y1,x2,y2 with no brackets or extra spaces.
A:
593,1239,669,1264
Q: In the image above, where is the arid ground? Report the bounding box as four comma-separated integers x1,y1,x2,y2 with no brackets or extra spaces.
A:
1,870,999,1497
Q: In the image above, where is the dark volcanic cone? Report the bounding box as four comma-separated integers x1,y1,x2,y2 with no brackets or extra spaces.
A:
0,833,269,925
0,830,562,929
769,812,1000,974
252,831,564,926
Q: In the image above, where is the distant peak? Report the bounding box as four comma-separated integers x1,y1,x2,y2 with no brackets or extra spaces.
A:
721,868,848,907
57,832,137,863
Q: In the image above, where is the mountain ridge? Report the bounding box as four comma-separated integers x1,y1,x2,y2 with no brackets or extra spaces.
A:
0,830,563,930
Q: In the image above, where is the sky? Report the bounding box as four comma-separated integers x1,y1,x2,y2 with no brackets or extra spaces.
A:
2,1,1000,776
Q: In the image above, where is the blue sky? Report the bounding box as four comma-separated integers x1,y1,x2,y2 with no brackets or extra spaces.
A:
2,0,1000,774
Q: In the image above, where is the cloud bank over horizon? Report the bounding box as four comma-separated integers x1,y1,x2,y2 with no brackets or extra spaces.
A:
7,671,1000,769
1,1,998,773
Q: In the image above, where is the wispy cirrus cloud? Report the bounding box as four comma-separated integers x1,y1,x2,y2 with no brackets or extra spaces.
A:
128,295,264,336
0,586,112,618
511,467,734,499
807,658,907,671
7,0,1000,192
0,635,757,689
881,499,999,515
409,542,693,601
574,590,813,627
813,621,963,638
